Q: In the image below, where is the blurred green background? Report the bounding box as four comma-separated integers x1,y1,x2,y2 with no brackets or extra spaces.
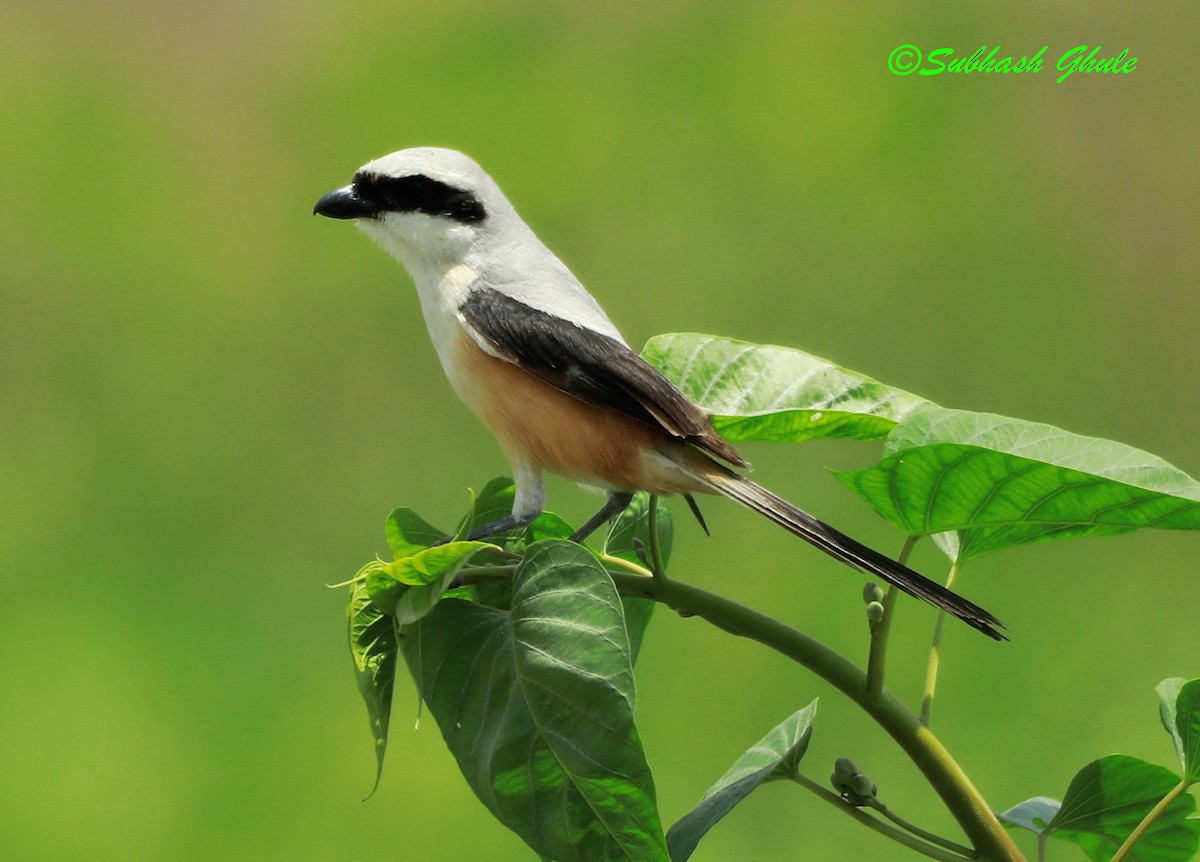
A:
2,1,1197,859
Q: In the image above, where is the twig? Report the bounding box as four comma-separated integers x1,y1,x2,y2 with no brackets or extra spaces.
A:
794,774,970,862
921,561,959,726
867,536,919,701
870,798,975,857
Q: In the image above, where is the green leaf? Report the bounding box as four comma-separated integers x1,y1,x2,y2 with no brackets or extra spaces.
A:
834,406,1200,561
640,333,928,443
666,702,817,862
402,541,667,861
385,506,447,558
364,564,407,617
367,541,497,616
1178,682,1200,785
998,796,1060,835
389,541,496,586
1045,755,1198,862
526,511,576,542
1159,679,1188,776
394,542,497,626
1159,678,1200,784
604,492,670,663
347,577,398,797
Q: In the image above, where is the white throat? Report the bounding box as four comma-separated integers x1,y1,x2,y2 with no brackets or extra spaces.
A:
355,215,481,395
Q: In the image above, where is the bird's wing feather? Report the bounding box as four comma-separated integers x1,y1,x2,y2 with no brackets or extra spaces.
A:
458,287,747,467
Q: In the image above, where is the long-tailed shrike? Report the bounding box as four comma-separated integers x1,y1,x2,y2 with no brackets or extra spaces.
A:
314,147,1003,639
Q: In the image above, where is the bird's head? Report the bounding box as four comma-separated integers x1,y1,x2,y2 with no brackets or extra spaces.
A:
314,147,510,273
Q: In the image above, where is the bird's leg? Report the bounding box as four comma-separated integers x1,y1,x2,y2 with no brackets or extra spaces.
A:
464,513,538,541
429,512,540,547
570,491,635,543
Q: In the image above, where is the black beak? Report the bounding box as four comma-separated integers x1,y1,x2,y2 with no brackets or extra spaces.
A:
313,187,381,220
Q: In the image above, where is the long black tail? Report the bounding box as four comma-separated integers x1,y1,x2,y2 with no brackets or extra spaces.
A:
700,470,1006,640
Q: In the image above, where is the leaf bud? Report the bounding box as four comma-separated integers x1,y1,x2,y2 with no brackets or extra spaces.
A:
866,601,885,623
862,582,885,604
834,757,859,780
850,773,876,799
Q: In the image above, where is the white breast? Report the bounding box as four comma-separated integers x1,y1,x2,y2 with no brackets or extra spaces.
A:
407,262,484,403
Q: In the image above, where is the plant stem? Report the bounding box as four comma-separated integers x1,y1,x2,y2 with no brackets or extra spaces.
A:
866,585,898,699
606,570,1025,861
646,494,667,577
871,799,975,857
867,536,919,701
1110,778,1190,862
921,561,959,726
794,774,970,862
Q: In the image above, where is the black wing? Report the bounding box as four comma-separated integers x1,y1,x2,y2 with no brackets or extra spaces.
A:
459,287,747,467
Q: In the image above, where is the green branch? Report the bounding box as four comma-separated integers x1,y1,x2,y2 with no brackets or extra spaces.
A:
606,569,1025,861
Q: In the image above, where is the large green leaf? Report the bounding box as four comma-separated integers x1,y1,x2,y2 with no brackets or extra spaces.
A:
1158,678,1200,784
640,333,928,443
666,702,817,862
1045,755,1198,862
835,406,1200,561
347,577,398,798
402,541,667,861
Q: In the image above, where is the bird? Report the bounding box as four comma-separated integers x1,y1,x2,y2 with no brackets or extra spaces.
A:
314,147,1004,640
